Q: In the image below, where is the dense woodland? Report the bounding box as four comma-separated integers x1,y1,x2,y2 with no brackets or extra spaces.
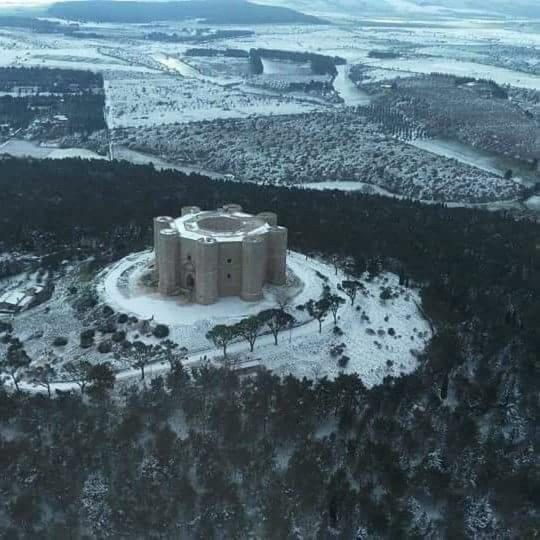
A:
355,73,540,164
249,48,346,76
0,158,539,538
0,17,67,34
0,94,106,134
185,48,249,58
0,67,106,137
146,31,254,44
0,67,103,94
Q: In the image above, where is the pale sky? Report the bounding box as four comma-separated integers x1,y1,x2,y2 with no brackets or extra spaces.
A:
1,0,53,5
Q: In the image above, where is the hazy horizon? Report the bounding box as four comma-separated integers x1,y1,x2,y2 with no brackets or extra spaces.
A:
1,0,539,19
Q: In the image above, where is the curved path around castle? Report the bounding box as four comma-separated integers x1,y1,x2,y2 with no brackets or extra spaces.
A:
15,251,431,394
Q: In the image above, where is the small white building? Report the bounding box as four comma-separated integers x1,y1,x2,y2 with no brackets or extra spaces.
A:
0,286,44,314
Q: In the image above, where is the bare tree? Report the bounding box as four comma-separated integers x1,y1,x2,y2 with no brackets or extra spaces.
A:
206,324,238,358
305,297,330,333
65,358,93,394
235,316,265,353
338,280,364,306
260,309,295,345
2,347,31,393
32,364,57,398
161,340,188,369
326,293,346,325
131,341,154,381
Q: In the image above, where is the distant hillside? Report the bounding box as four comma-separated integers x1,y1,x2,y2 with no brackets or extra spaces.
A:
48,0,325,24
255,0,540,18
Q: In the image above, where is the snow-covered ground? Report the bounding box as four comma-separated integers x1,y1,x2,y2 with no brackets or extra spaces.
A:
1,18,538,133
0,140,106,160
104,72,320,128
97,250,304,327
409,138,507,177
361,56,540,90
95,249,431,386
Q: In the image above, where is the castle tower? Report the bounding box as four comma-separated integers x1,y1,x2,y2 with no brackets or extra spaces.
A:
241,235,266,302
266,226,288,285
158,229,181,295
222,203,243,214
257,212,278,227
181,206,201,217
153,216,173,276
153,207,288,304
196,237,219,305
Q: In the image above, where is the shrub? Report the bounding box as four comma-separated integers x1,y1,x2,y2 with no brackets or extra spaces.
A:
338,355,350,368
333,326,344,336
73,288,98,313
153,324,170,339
0,321,13,333
98,341,113,354
388,327,396,336
112,330,126,343
80,337,94,349
99,320,117,334
80,328,95,349
117,313,128,324
80,329,95,340
52,336,68,347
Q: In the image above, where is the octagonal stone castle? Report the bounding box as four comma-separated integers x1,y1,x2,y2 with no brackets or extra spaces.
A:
153,204,287,305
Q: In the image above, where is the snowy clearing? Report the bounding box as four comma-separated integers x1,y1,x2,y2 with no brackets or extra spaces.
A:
95,249,431,386
0,140,106,160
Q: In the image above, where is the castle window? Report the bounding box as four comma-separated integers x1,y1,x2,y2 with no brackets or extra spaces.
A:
226,258,232,264
227,273,232,279
187,255,192,261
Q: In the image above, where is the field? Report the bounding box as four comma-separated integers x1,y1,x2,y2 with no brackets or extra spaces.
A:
0,16,537,206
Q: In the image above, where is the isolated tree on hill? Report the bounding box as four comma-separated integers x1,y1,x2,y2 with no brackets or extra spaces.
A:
206,324,237,358
131,340,154,381
161,340,188,369
338,280,363,306
166,361,191,395
380,287,393,304
87,362,115,399
326,293,346,325
64,358,92,394
249,50,264,75
305,297,331,333
2,346,31,393
31,362,57,398
260,308,295,345
236,315,265,353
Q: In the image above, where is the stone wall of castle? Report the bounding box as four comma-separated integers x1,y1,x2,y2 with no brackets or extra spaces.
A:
153,206,287,305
